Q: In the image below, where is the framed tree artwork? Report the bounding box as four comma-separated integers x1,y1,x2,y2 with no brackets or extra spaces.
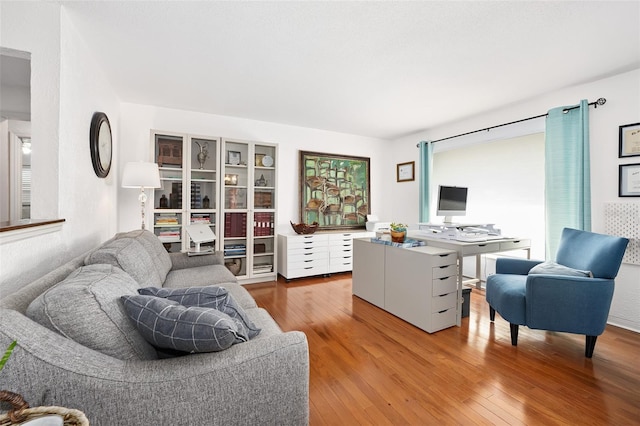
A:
299,150,370,230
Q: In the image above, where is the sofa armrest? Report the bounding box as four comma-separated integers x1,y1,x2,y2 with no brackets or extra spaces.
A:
1,309,309,426
495,257,543,275
525,275,614,335
169,251,225,270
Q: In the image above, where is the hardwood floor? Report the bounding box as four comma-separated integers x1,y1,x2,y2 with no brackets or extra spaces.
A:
246,273,640,425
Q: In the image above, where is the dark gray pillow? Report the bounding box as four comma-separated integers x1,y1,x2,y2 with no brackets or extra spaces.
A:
138,286,261,339
121,294,248,353
528,261,593,277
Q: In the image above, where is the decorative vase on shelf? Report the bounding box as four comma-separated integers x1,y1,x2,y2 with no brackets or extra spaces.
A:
195,141,209,169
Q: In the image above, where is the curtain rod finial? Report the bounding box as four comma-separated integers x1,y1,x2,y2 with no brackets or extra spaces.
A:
596,98,606,107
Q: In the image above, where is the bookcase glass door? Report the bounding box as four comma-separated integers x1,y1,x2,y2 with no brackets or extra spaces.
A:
222,140,249,277
188,136,219,252
252,143,277,277
153,133,185,252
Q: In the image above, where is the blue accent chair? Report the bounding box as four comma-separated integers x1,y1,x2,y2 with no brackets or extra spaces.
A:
486,228,629,358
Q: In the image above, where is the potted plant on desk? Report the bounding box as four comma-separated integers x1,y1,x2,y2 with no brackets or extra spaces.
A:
390,222,407,243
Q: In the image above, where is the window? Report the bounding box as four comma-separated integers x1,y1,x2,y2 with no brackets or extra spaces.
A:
432,133,545,259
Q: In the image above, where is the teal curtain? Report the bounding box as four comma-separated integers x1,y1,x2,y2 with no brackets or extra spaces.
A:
545,99,591,259
418,141,434,223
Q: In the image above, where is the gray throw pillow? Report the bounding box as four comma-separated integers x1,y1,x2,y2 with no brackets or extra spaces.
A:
26,264,158,360
528,261,593,277
138,286,261,339
121,294,248,353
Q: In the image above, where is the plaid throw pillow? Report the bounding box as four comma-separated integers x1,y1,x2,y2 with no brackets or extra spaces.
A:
121,295,247,353
138,286,261,339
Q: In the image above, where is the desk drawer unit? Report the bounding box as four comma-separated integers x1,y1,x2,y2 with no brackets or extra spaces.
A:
383,245,458,333
499,239,532,252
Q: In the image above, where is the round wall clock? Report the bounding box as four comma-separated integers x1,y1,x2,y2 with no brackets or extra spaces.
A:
90,111,112,178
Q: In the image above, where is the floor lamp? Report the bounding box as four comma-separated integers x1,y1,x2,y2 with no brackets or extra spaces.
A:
122,161,161,230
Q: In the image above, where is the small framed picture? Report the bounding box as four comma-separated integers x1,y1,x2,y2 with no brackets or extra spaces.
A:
224,174,238,186
619,163,640,197
228,151,241,165
619,122,640,158
255,153,265,167
396,161,415,182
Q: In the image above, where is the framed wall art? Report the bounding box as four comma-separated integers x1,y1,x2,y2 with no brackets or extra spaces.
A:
396,161,415,182
299,150,370,230
619,122,640,158
619,163,640,197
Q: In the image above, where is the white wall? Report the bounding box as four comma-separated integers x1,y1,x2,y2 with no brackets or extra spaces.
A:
0,4,120,296
391,68,640,332
117,103,391,235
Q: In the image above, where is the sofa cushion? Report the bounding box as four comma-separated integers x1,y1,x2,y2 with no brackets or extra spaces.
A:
26,264,158,361
138,286,261,339
529,261,593,278
163,269,257,309
121,294,248,353
114,229,172,276
163,264,237,287
84,233,170,288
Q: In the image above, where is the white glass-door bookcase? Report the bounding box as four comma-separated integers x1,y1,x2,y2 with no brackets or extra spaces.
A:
221,138,277,283
151,131,220,253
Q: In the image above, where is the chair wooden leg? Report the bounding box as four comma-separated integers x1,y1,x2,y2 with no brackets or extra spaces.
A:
489,307,495,321
585,335,597,358
510,324,519,346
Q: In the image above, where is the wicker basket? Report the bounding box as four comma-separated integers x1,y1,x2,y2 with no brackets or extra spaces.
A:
0,391,89,426
290,221,319,234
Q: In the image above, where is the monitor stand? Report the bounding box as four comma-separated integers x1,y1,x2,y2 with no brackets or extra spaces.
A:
188,242,214,256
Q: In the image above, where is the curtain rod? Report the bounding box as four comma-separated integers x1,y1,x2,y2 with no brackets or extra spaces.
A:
417,97,606,146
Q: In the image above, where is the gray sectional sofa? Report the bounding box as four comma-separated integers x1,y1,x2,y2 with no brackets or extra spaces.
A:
0,230,309,425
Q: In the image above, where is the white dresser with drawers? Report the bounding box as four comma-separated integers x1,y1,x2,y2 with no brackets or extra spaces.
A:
277,231,374,281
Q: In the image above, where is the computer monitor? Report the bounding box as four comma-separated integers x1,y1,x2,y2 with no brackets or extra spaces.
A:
436,185,468,224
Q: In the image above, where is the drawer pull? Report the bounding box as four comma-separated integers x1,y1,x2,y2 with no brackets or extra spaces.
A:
439,265,449,269
513,240,521,243
438,309,448,314
478,244,487,247
439,277,448,281
304,260,313,263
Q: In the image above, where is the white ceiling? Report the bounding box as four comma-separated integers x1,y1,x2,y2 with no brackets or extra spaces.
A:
62,1,640,140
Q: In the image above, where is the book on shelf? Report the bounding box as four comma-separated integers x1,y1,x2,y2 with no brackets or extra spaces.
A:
156,216,180,225
224,243,246,256
253,264,273,273
225,212,247,237
190,215,211,224
369,238,426,248
253,212,274,237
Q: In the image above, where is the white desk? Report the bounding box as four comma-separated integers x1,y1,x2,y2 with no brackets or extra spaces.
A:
408,231,531,292
408,232,531,327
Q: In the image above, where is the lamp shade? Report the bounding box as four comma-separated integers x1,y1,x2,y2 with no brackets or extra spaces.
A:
122,161,161,188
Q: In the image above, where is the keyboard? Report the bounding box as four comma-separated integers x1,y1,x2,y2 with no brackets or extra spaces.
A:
455,234,505,242
454,235,488,242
